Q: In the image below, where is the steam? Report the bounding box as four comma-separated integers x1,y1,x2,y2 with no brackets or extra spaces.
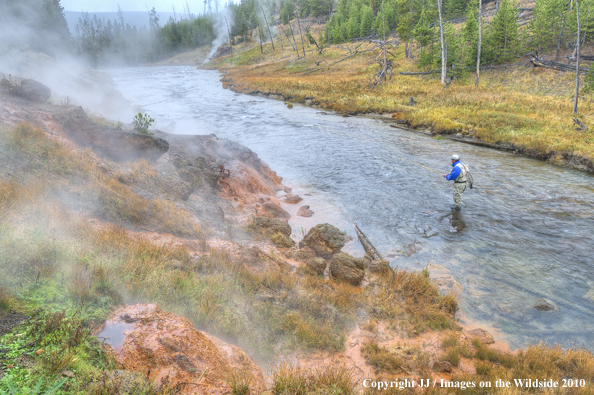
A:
205,8,235,63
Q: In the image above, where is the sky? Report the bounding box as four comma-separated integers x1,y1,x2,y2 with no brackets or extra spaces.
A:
61,0,204,12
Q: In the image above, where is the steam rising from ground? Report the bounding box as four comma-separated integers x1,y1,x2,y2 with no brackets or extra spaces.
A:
205,8,235,62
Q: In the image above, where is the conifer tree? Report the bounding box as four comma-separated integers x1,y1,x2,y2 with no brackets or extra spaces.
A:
485,0,520,63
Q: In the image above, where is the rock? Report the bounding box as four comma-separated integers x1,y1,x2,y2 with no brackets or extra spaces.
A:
271,232,296,248
35,349,43,356
299,223,346,258
99,304,265,393
61,370,75,378
434,361,453,373
58,106,169,162
283,193,303,204
297,205,314,217
283,186,292,193
534,298,555,311
330,252,365,286
306,257,327,275
367,258,390,274
252,216,292,237
426,264,464,296
466,328,495,345
20,79,51,102
257,201,291,220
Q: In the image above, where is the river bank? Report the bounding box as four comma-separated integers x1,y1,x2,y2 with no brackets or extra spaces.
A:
204,41,594,174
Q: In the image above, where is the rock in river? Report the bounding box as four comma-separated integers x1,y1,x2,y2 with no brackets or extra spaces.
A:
297,205,314,217
534,298,556,311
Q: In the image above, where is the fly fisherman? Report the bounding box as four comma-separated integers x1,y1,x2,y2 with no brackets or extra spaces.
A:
443,154,467,210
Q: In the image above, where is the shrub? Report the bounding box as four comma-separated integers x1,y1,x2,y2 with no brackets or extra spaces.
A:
132,112,155,135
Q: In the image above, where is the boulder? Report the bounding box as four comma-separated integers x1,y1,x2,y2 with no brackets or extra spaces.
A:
252,216,291,237
20,79,51,102
283,193,303,204
297,205,314,217
299,223,346,258
330,252,365,286
367,258,391,274
256,201,291,220
534,298,555,311
306,257,327,275
466,328,495,345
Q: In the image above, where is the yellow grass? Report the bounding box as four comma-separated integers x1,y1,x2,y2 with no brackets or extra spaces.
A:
208,41,594,169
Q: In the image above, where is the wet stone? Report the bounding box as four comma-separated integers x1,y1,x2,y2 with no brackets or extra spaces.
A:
534,298,556,311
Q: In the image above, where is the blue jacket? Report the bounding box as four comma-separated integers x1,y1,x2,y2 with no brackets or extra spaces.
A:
446,161,461,181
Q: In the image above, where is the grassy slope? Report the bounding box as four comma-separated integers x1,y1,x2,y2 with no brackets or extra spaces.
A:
206,40,594,171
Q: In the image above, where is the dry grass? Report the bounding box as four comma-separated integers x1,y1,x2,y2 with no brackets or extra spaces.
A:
360,342,403,373
271,362,356,395
209,41,594,168
366,269,457,334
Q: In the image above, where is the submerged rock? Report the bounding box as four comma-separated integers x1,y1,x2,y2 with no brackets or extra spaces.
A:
299,223,346,258
97,304,265,394
283,193,303,204
297,205,314,217
330,252,365,286
466,328,495,344
534,298,556,311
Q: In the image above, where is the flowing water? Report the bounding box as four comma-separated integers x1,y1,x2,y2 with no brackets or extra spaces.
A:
108,66,594,350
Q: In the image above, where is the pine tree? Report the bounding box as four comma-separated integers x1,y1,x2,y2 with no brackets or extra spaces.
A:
484,0,520,63
413,9,436,68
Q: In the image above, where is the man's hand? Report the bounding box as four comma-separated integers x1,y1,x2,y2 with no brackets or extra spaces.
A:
443,174,447,178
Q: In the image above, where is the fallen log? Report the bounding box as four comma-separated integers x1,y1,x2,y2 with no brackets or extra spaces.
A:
530,57,590,74
400,70,439,75
353,221,384,261
573,118,589,131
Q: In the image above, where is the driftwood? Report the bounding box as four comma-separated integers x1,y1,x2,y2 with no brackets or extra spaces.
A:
573,118,589,131
353,221,384,261
530,57,590,75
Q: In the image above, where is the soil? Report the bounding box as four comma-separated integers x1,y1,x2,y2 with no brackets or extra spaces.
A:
0,313,27,336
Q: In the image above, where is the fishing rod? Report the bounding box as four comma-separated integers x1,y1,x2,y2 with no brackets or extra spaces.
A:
392,155,443,175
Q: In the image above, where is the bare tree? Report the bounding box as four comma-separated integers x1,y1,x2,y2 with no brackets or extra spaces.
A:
475,0,482,87
296,13,306,58
574,0,581,114
438,0,446,84
225,16,233,58
260,2,275,51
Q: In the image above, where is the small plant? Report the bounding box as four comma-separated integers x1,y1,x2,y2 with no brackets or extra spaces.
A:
132,112,154,135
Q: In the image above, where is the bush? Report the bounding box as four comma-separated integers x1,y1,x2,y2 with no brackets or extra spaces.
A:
132,112,155,135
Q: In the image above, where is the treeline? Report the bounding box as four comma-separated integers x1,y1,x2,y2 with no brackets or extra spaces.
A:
75,8,217,66
0,0,71,55
323,0,594,69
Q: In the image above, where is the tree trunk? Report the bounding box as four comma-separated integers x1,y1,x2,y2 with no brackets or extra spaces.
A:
382,0,387,79
296,15,306,58
555,20,564,61
574,0,581,114
476,0,482,87
438,0,446,84
260,3,275,51
225,16,233,58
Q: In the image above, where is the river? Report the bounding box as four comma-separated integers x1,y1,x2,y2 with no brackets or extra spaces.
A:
108,66,594,350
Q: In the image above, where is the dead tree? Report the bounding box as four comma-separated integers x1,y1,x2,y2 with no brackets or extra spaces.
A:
476,0,482,87
260,3,275,51
438,0,446,84
225,16,233,58
296,15,306,58
574,0,581,114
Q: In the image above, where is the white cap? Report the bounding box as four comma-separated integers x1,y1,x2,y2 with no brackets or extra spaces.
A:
451,154,460,161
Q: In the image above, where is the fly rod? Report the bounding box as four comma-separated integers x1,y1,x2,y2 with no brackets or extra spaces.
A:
393,155,443,175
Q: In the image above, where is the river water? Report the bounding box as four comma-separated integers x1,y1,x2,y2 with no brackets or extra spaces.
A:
108,66,594,350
